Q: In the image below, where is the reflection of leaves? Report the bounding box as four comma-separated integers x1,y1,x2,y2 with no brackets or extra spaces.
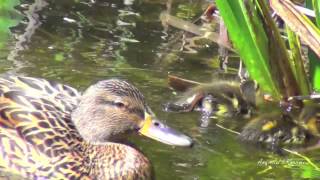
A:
54,53,65,62
0,0,22,48
0,0,21,32
290,163,320,179
283,148,320,179
301,164,320,178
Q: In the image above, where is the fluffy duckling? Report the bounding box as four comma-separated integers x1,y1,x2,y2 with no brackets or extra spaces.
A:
239,113,309,148
240,104,320,148
164,80,258,127
298,103,320,137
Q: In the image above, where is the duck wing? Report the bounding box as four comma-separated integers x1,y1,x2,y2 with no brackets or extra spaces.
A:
0,76,89,178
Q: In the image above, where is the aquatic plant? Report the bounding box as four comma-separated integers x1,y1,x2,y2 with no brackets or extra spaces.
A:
215,0,320,102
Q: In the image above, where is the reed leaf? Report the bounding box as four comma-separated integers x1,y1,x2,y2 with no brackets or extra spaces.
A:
215,0,305,101
287,27,310,95
307,0,320,91
313,0,320,91
270,0,320,57
257,0,302,101
215,0,280,98
314,0,320,26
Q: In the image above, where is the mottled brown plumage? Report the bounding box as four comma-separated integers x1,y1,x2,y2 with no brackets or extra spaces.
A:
0,75,192,179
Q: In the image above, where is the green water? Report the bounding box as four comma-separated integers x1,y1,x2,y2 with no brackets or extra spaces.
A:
1,0,320,179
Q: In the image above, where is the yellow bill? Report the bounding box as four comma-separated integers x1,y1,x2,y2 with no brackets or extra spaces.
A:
139,112,193,147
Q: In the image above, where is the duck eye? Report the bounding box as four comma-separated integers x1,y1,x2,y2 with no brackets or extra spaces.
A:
114,101,125,108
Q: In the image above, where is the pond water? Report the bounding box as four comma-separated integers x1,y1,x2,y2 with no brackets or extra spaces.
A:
1,0,320,179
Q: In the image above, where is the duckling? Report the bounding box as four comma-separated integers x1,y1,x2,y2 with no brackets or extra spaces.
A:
298,104,320,137
239,104,320,149
164,79,258,127
239,112,309,149
0,75,192,179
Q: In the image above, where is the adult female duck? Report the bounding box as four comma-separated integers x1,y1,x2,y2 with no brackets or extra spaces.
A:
0,75,192,179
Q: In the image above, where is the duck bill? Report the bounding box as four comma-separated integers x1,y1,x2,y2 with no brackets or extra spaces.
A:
139,113,193,147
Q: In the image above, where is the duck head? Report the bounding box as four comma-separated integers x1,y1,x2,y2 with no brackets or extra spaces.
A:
72,79,192,147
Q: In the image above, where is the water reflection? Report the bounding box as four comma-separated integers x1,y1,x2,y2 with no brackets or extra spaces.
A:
8,0,48,70
1,0,318,179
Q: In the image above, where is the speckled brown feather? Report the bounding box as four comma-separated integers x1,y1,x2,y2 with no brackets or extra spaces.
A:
0,76,152,179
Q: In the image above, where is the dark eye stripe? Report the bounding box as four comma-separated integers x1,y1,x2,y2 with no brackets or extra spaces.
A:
98,99,119,106
98,99,144,118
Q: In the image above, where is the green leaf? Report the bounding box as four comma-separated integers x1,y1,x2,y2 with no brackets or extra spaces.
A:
314,0,320,27
258,0,303,100
216,0,305,101
314,0,320,91
215,0,280,98
286,27,310,95
309,51,320,91
307,0,320,91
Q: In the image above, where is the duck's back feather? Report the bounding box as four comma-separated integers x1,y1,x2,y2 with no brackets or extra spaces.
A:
0,76,90,179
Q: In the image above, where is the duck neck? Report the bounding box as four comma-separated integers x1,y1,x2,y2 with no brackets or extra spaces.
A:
82,142,152,179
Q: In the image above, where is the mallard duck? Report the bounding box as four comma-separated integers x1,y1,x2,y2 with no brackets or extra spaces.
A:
0,75,192,179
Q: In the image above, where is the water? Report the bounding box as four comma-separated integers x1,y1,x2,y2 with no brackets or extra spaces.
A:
1,0,320,179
